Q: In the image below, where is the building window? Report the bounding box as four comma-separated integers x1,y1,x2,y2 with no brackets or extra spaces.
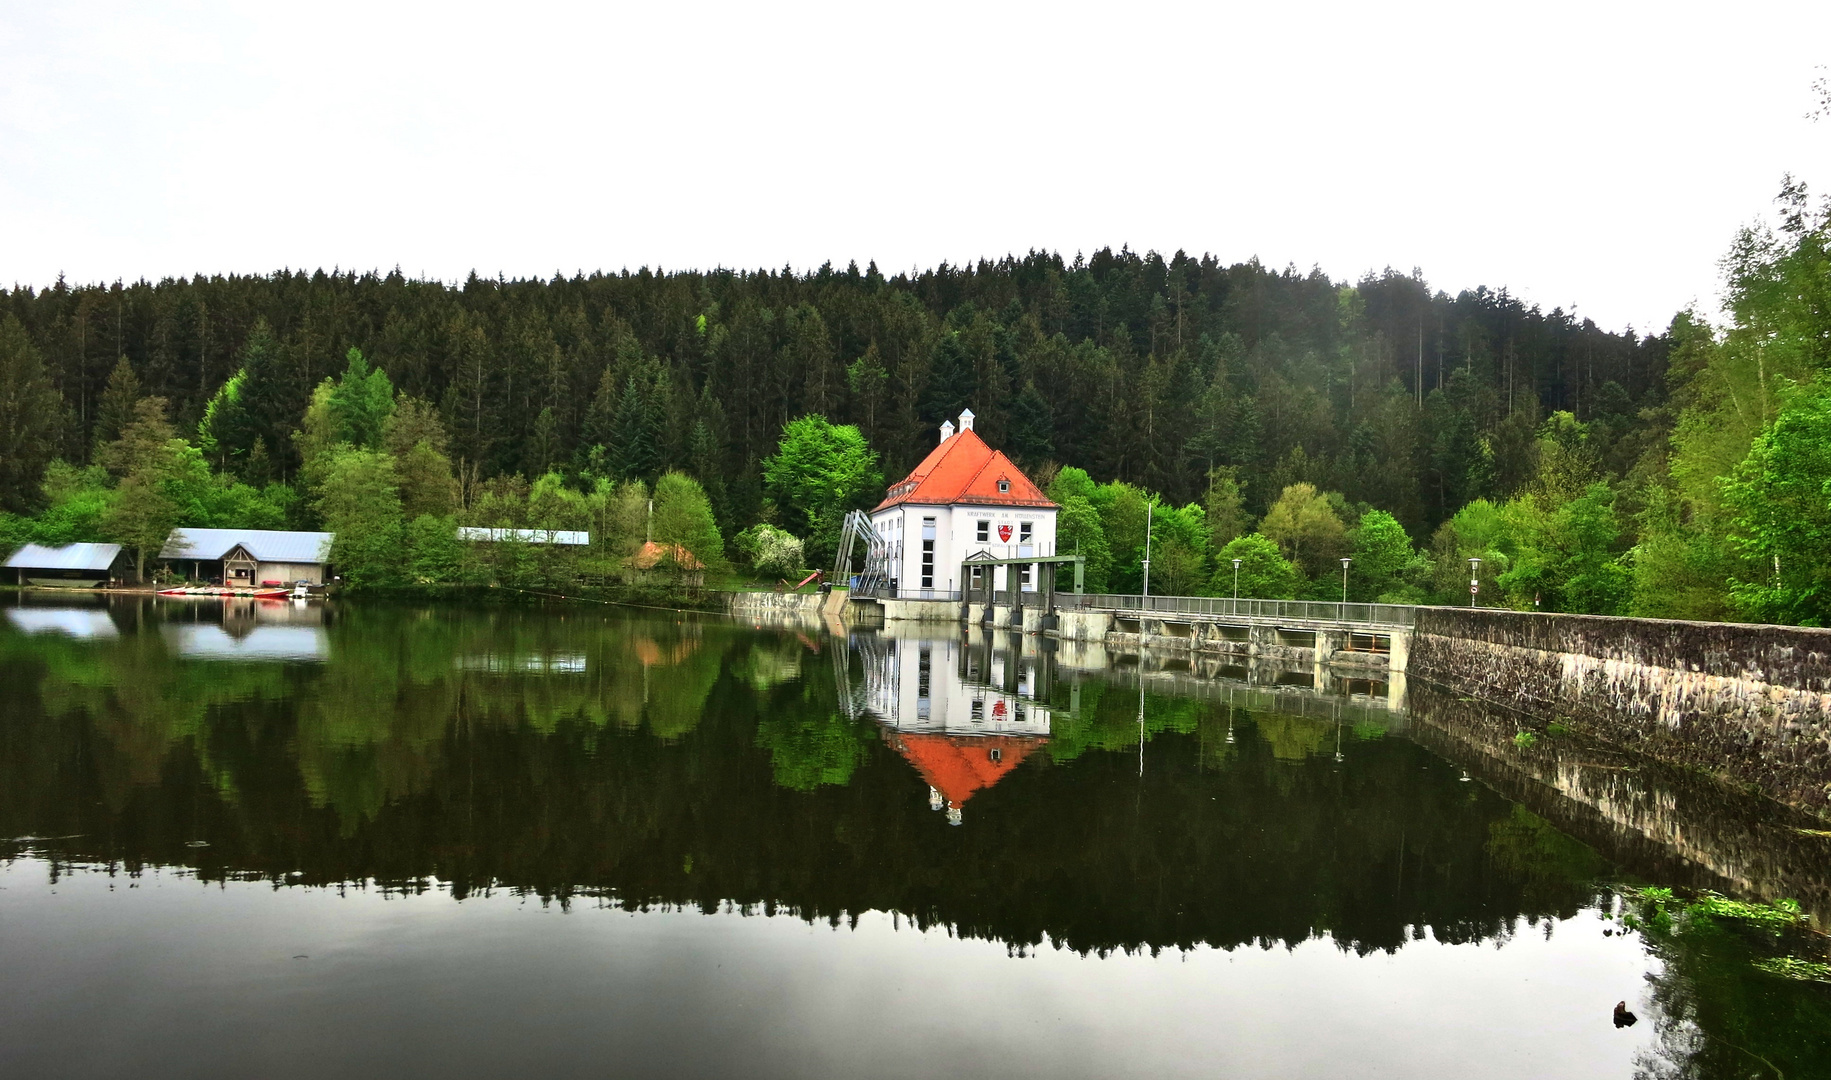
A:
1019,521,1032,542
976,520,989,542
921,516,936,589
998,479,1010,493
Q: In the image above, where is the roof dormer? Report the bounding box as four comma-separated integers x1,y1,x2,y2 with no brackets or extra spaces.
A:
939,419,955,443
958,408,975,432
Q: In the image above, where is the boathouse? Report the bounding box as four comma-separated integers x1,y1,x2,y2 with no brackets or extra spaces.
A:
4,543,137,588
159,528,335,586
869,409,1057,599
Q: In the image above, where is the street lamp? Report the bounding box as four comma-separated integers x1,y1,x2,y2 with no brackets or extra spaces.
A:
1468,557,1482,608
1141,500,1155,599
1232,557,1243,602
1339,556,1352,603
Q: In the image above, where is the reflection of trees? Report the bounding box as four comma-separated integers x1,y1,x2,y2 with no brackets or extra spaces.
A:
754,710,870,791
1629,904,1831,1079
1,602,1616,963
1254,715,1331,762
1485,806,1609,917
1042,681,1205,762
731,640,804,693
0,602,733,834
1,623,291,809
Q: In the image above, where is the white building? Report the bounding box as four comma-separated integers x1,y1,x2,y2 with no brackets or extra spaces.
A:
160,528,335,586
869,409,1058,598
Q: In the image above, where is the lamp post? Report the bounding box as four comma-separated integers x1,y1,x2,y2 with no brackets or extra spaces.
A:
1231,557,1243,603
1140,500,1155,599
1339,556,1351,603
1468,557,1482,608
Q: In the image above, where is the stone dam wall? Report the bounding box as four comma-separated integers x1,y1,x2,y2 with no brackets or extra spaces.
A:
1410,608,1831,819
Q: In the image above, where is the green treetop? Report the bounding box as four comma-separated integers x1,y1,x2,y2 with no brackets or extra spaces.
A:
762,415,882,559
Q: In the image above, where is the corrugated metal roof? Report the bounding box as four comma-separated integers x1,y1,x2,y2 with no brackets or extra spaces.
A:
456,527,591,546
4,543,123,571
159,529,334,563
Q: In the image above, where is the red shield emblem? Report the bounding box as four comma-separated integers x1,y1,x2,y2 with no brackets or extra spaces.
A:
992,700,1007,718
998,524,1013,542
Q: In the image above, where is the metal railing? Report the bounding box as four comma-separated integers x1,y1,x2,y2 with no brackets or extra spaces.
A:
851,584,964,603
1053,593,1416,627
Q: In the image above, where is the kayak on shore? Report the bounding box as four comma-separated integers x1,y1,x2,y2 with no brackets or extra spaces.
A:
157,586,292,599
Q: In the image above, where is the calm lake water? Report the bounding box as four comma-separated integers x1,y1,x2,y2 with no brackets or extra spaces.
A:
2,595,1827,1079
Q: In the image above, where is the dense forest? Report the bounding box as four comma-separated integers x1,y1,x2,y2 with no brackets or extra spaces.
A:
1,181,1828,618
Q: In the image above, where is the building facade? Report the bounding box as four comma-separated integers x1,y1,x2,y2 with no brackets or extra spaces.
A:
868,409,1057,598
160,529,335,585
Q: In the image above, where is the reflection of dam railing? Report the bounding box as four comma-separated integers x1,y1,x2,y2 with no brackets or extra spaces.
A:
1091,665,1408,732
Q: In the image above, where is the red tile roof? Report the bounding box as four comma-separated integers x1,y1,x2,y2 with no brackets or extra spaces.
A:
874,428,1056,511
881,729,1046,809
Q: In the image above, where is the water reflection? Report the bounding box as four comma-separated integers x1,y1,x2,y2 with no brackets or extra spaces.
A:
0,596,1826,1078
853,632,1055,825
5,604,118,639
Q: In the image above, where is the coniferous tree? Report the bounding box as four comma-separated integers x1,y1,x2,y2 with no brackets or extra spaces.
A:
1006,380,1055,466
0,315,62,513
93,356,142,455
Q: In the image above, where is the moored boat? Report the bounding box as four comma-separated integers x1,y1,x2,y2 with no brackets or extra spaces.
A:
157,586,291,599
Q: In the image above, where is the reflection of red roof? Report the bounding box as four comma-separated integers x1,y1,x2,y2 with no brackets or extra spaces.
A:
882,730,1046,808
875,428,1055,511
631,541,705,570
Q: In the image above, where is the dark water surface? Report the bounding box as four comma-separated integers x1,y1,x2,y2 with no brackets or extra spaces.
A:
2,596,1827,1079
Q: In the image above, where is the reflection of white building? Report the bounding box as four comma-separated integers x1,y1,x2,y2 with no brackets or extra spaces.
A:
5,606,119,639
870,410,1057,598
861,634,1052,825
159,598,329,661
865,636,1052,737
162,624,328,662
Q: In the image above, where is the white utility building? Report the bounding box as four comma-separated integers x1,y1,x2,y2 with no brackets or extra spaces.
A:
869,409,1058,598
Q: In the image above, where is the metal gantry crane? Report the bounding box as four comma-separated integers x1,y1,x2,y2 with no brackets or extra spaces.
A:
834,509,894,597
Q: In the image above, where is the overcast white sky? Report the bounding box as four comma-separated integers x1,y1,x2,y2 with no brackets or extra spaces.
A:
2,1,1827,333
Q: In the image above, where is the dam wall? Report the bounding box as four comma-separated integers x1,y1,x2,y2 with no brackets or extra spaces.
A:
1409,607,1831,819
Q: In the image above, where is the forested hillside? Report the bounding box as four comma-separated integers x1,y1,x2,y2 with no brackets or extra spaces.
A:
2,184,1827,618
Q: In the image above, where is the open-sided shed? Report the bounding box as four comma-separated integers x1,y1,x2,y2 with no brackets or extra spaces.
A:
5,543,137,588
